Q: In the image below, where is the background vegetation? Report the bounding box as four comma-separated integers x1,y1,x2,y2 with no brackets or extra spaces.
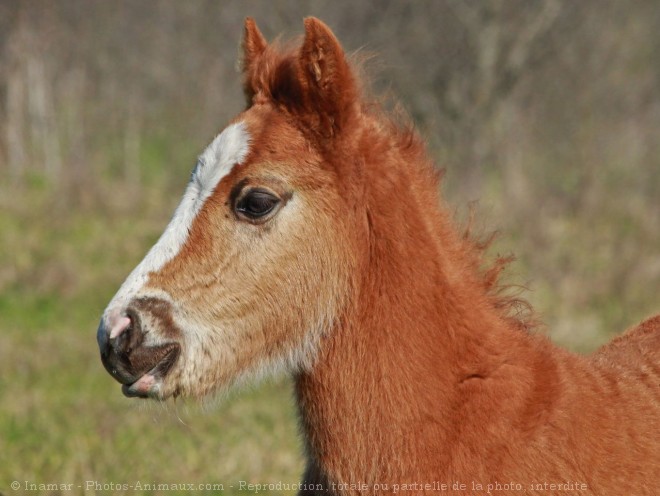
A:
1,1,658,494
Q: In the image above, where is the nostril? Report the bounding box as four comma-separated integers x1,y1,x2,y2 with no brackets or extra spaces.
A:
108,312,145,357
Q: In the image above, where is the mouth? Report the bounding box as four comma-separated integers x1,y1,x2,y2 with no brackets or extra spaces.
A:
122,344,180,398
102,342,181,399
122,373,158,398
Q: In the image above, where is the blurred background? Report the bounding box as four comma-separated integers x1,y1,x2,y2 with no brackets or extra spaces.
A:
1,1,658,494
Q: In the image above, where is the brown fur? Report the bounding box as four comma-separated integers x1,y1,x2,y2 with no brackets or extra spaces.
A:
103,17,660,495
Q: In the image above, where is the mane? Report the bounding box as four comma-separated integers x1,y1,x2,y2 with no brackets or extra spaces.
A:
462,222,539,333
243,37,538,334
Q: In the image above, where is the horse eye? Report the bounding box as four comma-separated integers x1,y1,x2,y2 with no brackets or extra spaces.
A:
235,189,280,221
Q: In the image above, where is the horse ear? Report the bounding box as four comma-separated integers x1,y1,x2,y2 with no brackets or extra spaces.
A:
298,17,357,137
242,17,267,102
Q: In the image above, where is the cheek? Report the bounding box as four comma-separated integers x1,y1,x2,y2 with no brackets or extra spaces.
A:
272,208,352,322
233,213,349,330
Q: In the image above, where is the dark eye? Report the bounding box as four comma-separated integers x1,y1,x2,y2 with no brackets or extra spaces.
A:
235,189,281,221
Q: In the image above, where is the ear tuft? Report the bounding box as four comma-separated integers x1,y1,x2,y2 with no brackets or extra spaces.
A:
298,17,357,137
243,17,267,70
242,18,268,104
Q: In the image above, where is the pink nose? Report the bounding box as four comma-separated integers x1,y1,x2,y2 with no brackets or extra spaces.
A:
110,316,132,339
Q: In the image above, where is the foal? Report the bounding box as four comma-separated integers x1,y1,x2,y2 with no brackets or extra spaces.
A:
97,17,660,495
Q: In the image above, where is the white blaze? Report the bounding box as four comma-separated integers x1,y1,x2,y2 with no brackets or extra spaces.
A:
103,121,251,323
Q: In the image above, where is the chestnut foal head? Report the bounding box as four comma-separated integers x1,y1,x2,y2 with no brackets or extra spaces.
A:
97,18,364,400
96,19,660,493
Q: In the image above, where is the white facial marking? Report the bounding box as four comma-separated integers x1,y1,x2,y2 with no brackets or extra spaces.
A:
103,122,251,324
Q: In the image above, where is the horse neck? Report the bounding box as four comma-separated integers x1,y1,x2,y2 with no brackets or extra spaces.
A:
295,130,544,482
